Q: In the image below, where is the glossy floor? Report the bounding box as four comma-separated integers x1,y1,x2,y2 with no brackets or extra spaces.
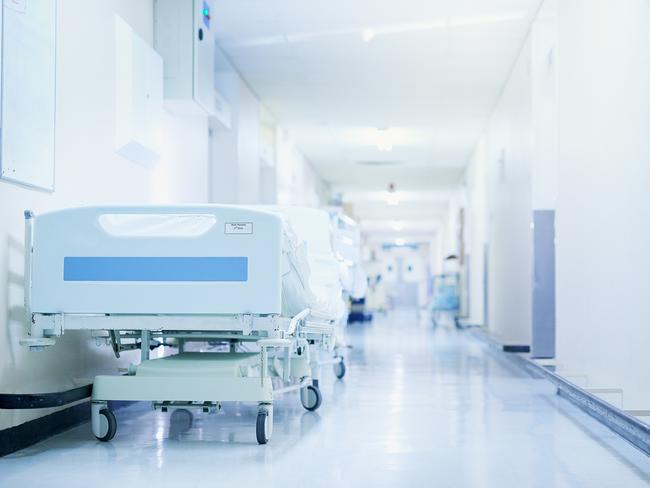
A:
1,310,649,487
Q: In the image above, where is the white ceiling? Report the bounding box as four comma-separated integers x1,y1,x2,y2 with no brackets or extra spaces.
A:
211,0,541,230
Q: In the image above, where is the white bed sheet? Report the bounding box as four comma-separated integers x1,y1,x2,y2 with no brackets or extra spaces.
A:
257,206,346,320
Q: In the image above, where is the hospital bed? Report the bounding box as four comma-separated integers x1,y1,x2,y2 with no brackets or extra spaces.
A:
21,205,346,444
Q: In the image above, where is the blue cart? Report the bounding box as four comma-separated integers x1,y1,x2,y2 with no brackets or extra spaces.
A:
431,273,460,327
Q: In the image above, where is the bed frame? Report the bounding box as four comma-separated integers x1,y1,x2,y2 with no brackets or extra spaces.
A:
21,206,344,444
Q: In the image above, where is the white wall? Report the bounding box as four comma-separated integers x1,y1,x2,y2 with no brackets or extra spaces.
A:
460,0,650,410
461,41,535,341
444,193,461,258
210,56,327,206
530,0,559,210
210,50,240,203
210,66,261,204
461,1,560,340
463,138,488,325
259,122,278,204
235,82,261,203
555,0,650,410
0,0,209,430
276,128,329,207
483,37,534,344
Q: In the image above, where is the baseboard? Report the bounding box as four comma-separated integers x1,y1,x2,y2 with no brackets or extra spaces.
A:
471,328,650,456
0,399,135,457
502,344,531,353
0,384,92,409
0,401,90,457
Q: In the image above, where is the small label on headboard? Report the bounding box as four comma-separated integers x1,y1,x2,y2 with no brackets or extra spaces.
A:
225,222,253,234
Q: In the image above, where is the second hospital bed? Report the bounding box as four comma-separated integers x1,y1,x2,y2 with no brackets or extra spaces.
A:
22,205,347,444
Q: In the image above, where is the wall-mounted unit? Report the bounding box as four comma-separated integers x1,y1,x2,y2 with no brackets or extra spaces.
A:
154,0,230,127
114,16,163,166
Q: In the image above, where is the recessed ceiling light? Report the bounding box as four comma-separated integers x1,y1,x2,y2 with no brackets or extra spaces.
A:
343,127,427,148
361,29,375,42
386,193,400,206
356,160,402,166
376,128,393,152
377,142,393,152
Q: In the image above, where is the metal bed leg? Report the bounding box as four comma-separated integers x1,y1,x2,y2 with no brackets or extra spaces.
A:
141,330,151,362
299,344,322,411
310,345,322,386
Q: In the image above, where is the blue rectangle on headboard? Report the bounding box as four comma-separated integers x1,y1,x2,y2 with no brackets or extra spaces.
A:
63,257,248,282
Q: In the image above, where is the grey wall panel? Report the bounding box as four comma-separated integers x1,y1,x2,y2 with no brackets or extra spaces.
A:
532,210,556,358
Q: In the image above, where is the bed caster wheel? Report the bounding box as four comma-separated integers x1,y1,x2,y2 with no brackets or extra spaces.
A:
256,405,273,444
333,359,346,379
301,384,322,411
95,409,117,442
170,408,194,433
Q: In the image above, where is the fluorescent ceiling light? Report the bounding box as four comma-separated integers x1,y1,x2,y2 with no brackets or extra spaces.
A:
224,12,525,47
361,29,375,42
343,127,428,149
368,12,526,37
386,192,400,206
376,128,393,152
344,190,453,203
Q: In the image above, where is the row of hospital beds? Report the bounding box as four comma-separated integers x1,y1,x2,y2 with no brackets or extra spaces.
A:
21,205,364,444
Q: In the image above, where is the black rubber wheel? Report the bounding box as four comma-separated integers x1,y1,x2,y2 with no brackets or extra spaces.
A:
256,410,269,444
170,408,194,433
96,409,117,442
333,359,346,379
301,385,322,411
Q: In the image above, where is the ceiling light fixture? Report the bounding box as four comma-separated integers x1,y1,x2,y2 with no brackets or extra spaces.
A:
225,12,525,48
386,182,400,206
376,128,393,152
386,194,400,206
395,238,406,246
361,28,375,42
391,221,405,231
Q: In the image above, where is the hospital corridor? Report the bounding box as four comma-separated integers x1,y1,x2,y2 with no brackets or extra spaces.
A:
1,0,650,487
2,311,649,487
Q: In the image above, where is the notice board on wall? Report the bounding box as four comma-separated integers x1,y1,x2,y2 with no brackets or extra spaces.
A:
1,0,57,191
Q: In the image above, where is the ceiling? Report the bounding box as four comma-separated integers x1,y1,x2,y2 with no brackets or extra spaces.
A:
211,0,541,234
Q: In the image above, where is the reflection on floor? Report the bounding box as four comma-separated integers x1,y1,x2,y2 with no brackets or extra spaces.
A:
1,309,649,487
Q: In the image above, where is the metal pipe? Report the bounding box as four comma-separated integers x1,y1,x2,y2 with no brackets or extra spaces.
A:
141,329,151,362
288,308,311,335
24,211,34,333
273,377,311,395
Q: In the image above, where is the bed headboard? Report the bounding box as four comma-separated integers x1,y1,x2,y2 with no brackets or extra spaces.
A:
26,206,282,315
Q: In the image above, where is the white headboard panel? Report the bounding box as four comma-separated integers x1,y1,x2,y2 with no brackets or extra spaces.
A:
27,206,282,315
